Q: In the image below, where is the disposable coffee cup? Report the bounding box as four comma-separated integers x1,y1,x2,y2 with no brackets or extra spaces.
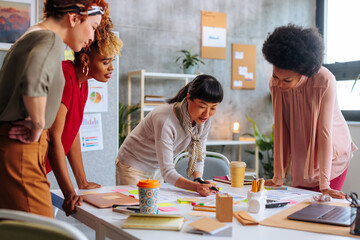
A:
137,179,161,214
230,161,246,188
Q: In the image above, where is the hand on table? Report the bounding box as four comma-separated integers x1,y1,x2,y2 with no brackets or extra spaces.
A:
196,182,217,197
78,181,102,190
62,193,83,216
264,179,282,187
322,188,346,199
8,120,43,143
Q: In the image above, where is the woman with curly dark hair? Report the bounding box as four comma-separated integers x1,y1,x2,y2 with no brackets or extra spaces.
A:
0,0,108,217
262,24,357,199
46,18,122,216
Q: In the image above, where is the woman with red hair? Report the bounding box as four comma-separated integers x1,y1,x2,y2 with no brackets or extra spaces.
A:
0,0,109,217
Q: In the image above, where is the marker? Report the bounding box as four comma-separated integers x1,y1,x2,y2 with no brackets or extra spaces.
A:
265,186,288,190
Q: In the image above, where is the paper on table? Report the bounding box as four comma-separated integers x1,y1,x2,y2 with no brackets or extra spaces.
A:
188,217,227,235
128,190,139,194
112,189,128,192
158,203,175,207
158,207,179,212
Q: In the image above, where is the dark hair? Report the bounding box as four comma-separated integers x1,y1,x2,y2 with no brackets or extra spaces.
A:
43,0,109,21
167,74,223,104
262,24,324,77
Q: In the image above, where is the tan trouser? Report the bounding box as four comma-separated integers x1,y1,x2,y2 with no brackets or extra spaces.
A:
0,123,53,218
116,158,164,185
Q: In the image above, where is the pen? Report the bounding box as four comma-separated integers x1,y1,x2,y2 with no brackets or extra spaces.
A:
265,186,288,190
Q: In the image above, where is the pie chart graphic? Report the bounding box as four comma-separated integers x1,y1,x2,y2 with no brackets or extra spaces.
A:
89,91,102,103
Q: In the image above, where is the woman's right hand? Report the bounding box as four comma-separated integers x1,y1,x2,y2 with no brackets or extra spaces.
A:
264,179,282,186
62,193,83,216
195,183,214,196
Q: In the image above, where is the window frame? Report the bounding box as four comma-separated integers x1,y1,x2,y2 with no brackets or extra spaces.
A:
316,0,360,121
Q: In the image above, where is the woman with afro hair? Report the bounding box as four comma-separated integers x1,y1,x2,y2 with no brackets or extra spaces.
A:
262,24,357,199
46,18,122,216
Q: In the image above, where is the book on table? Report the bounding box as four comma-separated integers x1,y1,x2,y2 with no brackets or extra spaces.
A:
121,213,185,231
213,176,252,185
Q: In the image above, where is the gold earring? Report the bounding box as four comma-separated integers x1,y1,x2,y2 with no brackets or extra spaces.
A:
82,65,89,76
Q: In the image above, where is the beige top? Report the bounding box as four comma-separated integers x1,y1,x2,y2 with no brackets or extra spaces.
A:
0,30,65,128
117,103,211,185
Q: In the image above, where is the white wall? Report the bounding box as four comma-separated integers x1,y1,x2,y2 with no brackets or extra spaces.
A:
342,123,360,194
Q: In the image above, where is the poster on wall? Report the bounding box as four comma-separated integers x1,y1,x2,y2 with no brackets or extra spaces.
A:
80,113,104,152
200,11,227,59
84,79,108,112
0,0,36,50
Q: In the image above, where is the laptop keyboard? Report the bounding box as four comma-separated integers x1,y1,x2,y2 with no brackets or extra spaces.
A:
318,207,349,222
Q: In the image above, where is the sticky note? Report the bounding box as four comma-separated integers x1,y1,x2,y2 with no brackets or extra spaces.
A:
158,207,179,212
112,189,128,192
287,200,298,205
158,203,175,207
80,191,99,195
128,190,139,194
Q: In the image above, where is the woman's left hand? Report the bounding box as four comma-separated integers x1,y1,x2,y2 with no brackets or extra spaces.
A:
321,188,346,199
78,181,102,189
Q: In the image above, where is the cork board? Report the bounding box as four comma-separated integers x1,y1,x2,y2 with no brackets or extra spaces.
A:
232,43,256,89
201,11,227,59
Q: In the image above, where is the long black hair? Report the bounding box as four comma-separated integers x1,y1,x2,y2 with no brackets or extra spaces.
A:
167,74,223,104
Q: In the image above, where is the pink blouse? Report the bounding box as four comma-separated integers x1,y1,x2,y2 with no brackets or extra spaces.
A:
270,66,357,190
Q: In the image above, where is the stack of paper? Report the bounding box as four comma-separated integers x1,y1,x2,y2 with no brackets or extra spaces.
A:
122,213,185,231
188,217,232,237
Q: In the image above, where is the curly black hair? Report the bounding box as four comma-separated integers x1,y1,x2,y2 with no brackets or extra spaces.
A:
262,24,324,77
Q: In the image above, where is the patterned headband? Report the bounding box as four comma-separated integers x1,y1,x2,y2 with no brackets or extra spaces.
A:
53,4,104,16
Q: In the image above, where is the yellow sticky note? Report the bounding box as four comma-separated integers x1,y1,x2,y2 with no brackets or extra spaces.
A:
102,195,121,200
158,203,175,207
81,191,99,195
128,190,139,194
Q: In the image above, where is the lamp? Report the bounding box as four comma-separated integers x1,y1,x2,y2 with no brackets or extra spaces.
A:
232,122,240,140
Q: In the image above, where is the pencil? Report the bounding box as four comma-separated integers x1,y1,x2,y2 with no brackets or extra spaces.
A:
193,205,216,212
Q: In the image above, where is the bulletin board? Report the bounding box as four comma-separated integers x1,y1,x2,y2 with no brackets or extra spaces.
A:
201,11,227,59
232,43,256,90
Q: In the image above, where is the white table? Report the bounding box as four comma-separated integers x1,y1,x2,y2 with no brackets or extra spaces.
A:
206,138,259,178
51,183,355,240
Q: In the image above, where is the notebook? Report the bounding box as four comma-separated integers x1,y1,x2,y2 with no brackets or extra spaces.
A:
82,192,139,208
287,203,354,226
122,213,185,231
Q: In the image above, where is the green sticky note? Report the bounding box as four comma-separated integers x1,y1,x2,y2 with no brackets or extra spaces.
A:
128,190,139,194
158,203,175,207
242,199,248,203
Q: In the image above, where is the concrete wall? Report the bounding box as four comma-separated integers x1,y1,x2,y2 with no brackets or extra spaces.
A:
109,0,316,170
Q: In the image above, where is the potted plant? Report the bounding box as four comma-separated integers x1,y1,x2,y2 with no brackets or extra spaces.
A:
119,102,140,147
244,116,274,179
175,48,204,74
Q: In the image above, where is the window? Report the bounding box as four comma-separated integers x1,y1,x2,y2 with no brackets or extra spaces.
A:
317,0,360,121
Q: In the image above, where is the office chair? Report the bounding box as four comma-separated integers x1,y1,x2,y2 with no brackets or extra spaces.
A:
174,151,230,180
0,209,88,240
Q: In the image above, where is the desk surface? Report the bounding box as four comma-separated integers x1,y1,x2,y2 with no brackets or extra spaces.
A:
51,183,354,240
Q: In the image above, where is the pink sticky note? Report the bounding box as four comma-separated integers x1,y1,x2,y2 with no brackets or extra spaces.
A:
158,207,179,212
112,189,128,192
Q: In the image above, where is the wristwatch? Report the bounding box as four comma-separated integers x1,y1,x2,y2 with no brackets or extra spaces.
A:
193,177,206,184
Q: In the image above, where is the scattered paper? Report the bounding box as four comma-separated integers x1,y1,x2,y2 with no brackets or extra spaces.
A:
128,190,139,194
158,207,179,212
158,203,175,207
233,80,243,87
234,51,244,59
202,26,226,48
112,189,128,192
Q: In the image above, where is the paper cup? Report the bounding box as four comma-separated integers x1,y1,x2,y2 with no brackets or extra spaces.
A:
230,161,246,188
137,179,161,214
